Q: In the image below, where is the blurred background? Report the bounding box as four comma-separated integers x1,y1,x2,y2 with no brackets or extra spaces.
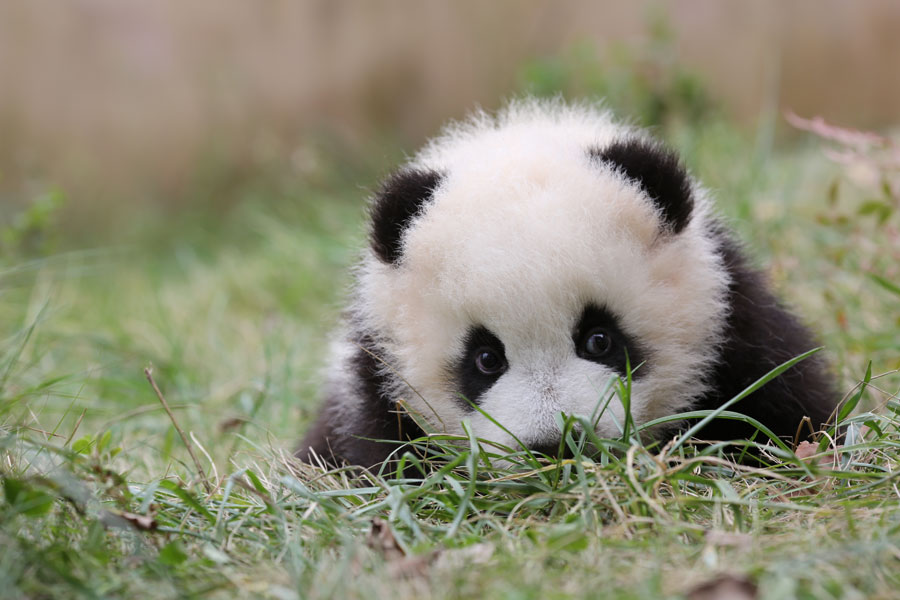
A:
1,0,899,235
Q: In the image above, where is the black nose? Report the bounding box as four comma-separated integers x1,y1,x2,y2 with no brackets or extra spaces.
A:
528,440,574,459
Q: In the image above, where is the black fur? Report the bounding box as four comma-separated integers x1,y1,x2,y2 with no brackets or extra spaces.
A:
590,140,694,234
454,326,508,409
297,334,424,469
573,304,647,378
369,168,443,264
691,226,837,443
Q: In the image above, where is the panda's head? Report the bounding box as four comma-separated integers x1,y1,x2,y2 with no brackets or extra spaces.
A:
356,101,730,452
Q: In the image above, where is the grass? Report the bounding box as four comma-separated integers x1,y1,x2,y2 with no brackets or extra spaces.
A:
2,115,899,599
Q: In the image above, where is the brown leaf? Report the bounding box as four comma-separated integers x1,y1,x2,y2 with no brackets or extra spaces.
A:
218,416,246,432
386,554,434,579
686,574,758,600
794,440,818,461
365,519,497,580
366,518,406,561
794,440,836,470
366,518,439,579
100,510,159,531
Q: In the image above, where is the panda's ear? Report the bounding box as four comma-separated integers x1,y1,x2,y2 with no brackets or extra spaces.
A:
369,168,443,265
589,139,694,234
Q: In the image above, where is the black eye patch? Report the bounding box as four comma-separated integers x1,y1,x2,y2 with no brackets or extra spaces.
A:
573,304,646,377
453,326,508,409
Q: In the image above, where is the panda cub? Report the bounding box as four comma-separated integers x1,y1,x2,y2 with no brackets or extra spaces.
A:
299,100,837,468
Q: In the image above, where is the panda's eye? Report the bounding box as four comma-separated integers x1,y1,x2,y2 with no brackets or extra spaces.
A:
458,326,507,408
573,304,645,377
474,347,506,375
582,328,613,357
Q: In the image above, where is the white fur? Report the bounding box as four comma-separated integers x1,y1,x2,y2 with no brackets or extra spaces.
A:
345,99,731,450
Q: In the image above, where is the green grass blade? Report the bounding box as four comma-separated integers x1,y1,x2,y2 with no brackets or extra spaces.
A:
668,348,821,452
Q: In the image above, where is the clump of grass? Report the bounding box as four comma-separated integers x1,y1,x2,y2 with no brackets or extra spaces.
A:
3,309,899,599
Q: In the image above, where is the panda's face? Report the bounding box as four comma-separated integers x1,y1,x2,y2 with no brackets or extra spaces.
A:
359,117,730,452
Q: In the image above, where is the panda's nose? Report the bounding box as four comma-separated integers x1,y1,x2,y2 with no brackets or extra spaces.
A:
528,439,574,459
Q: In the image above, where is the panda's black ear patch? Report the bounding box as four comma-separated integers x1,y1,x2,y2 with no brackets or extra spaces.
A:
369,168,443,265
590,139,694,234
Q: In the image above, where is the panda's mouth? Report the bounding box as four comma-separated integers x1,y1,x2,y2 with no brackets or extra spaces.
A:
521,418,590,459
527,438,576,460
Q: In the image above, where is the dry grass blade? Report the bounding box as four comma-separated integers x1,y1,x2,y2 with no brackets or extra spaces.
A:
144,366,212,494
